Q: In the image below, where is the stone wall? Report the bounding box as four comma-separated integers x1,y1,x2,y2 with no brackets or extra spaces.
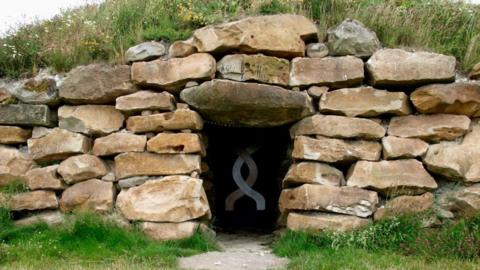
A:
1,14,480,239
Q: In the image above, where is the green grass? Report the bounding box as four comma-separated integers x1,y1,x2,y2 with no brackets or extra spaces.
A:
0,211,218,269
0,0,478,78
0,180,28,194
273,215,480,269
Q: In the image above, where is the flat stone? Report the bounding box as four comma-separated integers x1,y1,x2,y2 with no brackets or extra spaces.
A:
58,105,125,136
347,159,437,196
118,176,155,189
279,184,378,217
115,91,176,112
60,179,115,213
141,221,201,241
0,145,33,187
327,19,381,58
180,80,314,127
92,132,146,156
388,114,470,143
319,87,411,117
0,126,31,144
306,43,329,58
217,54,289,86
9,190,58,211
57,154,108,184
366,49,456,87
290,114,385,140
282,162,344,187
382,136,429,159
125,41,166,62
292,136,381,163
25,165,66,190
423,121,480,182
287,212,371,232
59,64,137,104
410,82,480,116
307,86,329,98
114,152,201,179
28,128,91,161
131,53,216,93
14,211,64,227
374,193,434,220
11,76,59,105
116,176,210,222
470,62,480,80
126,109,203,133
0,104,56,127
168,40,197,58
191,14,317,58
147,133,204,155
289,56,364,88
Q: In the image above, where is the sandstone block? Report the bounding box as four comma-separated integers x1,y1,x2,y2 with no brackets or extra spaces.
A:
141,221,201,241
92,132,146,156
366,49,456,87
289,56,364,88
116,176,210,222
58,105,125,136
114,152,201,179
0,104,56,127
292,136,381,163
57,154,108,184
287,212,371,232
25,165,66,190
126,109,203,133
147,133,204,155
382,136,429,159
9,190,58,211
14,211,64,227
125,41,166,62
388,114,470,142
327,19,381,58
168,40,197,58
319,87,411,117
282,162,344,187
0,145,33,187
115,91,175,112
11,76,59,105
28,128,91,161
279,184,378,217
439,184,480,218
374,193,434,220
0,126,31,144
60,179,115,213
347,159,437,196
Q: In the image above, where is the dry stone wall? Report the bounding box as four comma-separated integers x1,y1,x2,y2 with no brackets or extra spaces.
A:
1,14,480,240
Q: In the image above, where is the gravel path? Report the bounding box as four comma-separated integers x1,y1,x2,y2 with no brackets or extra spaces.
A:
178,233,289,270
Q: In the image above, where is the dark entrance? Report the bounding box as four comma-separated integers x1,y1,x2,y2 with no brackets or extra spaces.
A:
204,124,290,233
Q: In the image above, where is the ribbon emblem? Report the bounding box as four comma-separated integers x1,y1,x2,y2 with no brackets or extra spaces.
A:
225,146,266,211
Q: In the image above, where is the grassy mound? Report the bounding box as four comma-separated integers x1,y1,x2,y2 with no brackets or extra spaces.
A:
0,0,478,78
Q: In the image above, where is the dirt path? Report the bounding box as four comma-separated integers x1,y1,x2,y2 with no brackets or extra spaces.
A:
178,233,289,270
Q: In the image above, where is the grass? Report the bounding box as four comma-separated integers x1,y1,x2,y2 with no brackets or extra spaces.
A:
273,214,480,269
0,0,478,78
0,210,218,269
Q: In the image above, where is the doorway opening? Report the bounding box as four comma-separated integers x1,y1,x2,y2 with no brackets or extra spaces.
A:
204,124,291,233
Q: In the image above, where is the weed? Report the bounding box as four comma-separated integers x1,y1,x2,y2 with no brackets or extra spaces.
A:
1,180,28,194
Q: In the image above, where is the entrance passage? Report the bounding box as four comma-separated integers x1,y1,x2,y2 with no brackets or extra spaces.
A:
205,124,290,232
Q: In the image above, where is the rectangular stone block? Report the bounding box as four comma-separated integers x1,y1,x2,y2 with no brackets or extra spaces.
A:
126,109,203,133
0,104,56,127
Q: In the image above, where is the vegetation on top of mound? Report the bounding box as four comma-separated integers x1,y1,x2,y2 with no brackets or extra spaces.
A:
0,0,479,78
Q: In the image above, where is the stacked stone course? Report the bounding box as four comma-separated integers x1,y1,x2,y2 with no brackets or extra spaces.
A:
1,14,480,240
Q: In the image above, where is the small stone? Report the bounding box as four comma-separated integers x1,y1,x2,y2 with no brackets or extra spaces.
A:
118,176,155,189
292,136,381,163
287,212,371,232
319,87,411,117
115,91,176,113
439,184,480,218
114,152,201,179
290,114,385,140
125,41,166,63
306,43,329,58
0,126,31,144
382,136,429,159
147,133,204,155
57,154,108,184
126,109,203,133
307,86,328,98
469,62,480,80
289,56,364,88
60,179,115,213
101,160,116,182
27,128,91,161
366,49,456,87
217,54,290,86
168,40,197,58
9,190,58,211
0,104,56,127
58,105,125,136
283,162,344,187
116,176,210,222
31,126,51,139
0,87,12,104
410,82,480,117
327,19,381,58
279,184,378,217
388,114,470,143
92,132,146,156
25,165,66,190
0,145,34,187
185,81,199,88
131,53,216,93
14,211,64,227
346,159,437,196
374,193,434,220
141,221,201,241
